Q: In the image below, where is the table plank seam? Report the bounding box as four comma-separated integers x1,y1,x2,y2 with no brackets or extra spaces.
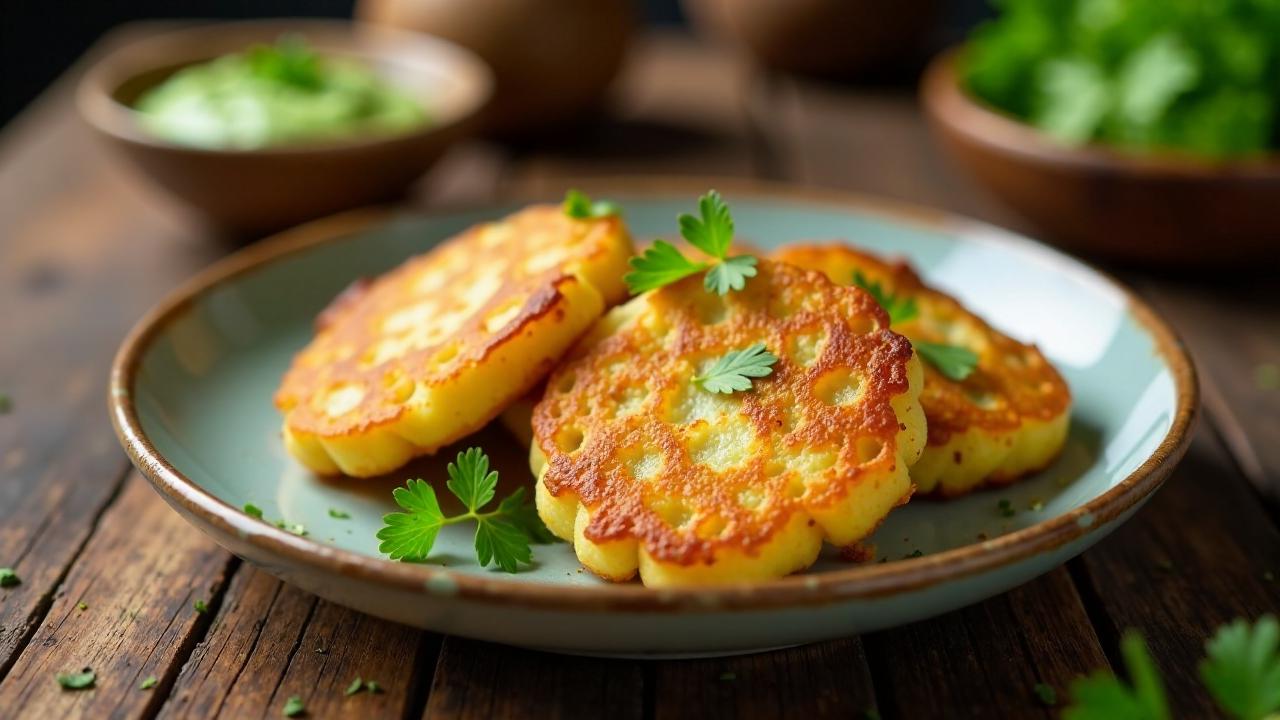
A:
0,459,132,684
403,632,442,720
257,590,322,716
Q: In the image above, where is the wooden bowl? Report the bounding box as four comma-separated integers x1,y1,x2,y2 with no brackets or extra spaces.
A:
922,49,1280,266
77,20,492,235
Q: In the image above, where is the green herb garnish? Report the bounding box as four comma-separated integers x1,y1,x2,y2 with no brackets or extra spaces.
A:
366,681,383,694
0,568,19,588
963,0,1280,158
852,271,919,325
1066,631,1169,720
140,676,158,690
915,341,979,382
997,499,1016,518
77,602,88,611
345,677,364,696
193,599,208,614
244,503,263,519
283,695,306,717
328,508,351,520
563,189,622,220
693,343,778,395
624,190,758,296
1200,616,1280,720
275,520,307,537
377,448,550,572
57,668,96,690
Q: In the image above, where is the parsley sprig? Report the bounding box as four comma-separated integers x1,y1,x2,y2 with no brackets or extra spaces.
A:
1065,616,1280,720
850,270,978,382
376,448,552,573
694,343,778,394
563,189,622,220
624,190,758,296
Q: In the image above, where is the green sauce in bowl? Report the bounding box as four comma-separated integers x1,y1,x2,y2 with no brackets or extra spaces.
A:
134,37,428,150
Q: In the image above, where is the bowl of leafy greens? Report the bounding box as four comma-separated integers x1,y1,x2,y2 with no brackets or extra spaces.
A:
78,20,492,235
921,0,1280,266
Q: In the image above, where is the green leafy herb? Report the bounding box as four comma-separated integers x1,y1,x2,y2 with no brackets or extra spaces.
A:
243,503,263,519
852,271,919,325
328,508,351,520
1065,631,1169,720
345,677,364,696
248,36,321,90
77,602,88,611
0,568,19,588
693,343,778,395
377,448,551,572
1200,616,1280,720
963,0,1280,158
1035,682,1058,707
623,190,758,296
563,189,622,220
140,676,157,690
915,341,979,382
998,499,1016,518
57,668,96,690
193,599,208,614
282,695,306,717
624,240,709,293
366,680,383,694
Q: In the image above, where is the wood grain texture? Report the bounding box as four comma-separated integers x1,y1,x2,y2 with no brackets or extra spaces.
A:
653,639,878,720
424,639,644,720
1073,429,1280,715
863,569,1108,720
0,476,233,718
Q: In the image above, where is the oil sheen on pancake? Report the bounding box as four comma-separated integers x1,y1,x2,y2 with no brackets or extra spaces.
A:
773,243,1071,497
275,205,633,477
530,260,926,587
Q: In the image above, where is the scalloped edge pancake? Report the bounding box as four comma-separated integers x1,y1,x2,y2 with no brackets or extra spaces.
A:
529,260,927,587
772,243,1071,497
275,205,633,477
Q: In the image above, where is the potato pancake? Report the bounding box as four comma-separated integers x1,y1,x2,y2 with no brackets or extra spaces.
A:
275,205,633,477
530,260,926,587
772,244,1071,497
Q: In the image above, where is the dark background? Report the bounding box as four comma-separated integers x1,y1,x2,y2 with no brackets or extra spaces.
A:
0,0,989,130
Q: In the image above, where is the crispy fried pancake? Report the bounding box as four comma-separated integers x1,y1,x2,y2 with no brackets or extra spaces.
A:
772,244,1071,497
530,260,926,587
275,206,633,477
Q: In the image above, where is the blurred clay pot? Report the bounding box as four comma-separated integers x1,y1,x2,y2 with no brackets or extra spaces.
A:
358,0,633,138
683,0,937,78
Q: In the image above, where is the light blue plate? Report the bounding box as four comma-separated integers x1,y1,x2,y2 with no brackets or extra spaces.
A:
112,183,1197,657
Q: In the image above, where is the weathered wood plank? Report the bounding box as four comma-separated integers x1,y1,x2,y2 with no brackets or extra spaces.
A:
864,569,1108,719
0,476,234,717
423,640,644,720
652,639,878,720
1073,429,1280,715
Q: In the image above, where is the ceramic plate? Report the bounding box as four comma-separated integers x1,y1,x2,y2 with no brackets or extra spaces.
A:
111,180,1197,657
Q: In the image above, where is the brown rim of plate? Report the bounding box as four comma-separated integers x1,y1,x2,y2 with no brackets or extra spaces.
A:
922,47,1280,178
109,177,1199,614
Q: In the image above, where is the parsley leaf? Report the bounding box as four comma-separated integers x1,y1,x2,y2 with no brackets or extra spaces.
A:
623,190,759,296
694,343,778,394
851,271,918,324
624,240,707,294
345,677,364,696
377,479,445,562
1065,631,1169,720
282,695,306,717
377,448,543,572
915,341,979,382
0,567,19,588
705,255,758,295
193,599,208,614
243,503,263,519
328,508,351,520
1200,615,1280,720
563,189,622,220
679,190,734,259
140,676,158,690
57,668,96,690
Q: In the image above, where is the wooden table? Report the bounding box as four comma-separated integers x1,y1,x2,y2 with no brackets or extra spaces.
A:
2,29,1278,719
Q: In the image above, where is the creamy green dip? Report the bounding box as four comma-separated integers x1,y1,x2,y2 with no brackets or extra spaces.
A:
134,37,428,150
